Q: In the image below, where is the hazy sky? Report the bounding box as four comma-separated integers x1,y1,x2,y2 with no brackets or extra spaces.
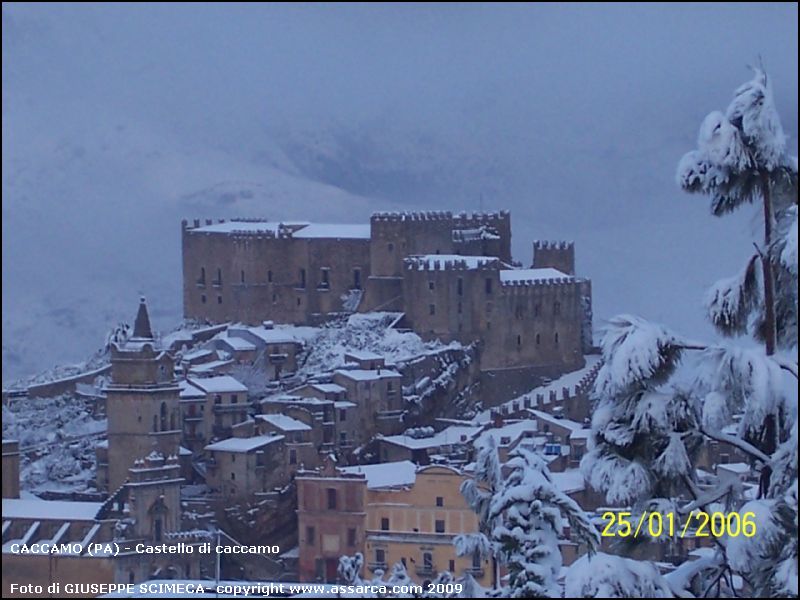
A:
2,3,797,383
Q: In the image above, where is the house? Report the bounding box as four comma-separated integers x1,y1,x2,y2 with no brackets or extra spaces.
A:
204,434,286,499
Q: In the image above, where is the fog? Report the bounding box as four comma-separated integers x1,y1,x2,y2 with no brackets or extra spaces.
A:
2,3,797,383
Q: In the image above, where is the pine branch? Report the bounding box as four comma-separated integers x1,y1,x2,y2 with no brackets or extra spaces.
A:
699,427,771,463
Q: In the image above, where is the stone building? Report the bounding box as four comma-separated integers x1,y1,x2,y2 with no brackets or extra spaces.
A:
179,375,249,445
100,299,181,493
204,434,286,499
180,212,592,382
296,460,492,587
2,440,20,499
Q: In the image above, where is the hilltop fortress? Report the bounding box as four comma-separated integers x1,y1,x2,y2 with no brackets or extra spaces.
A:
182,211,592,379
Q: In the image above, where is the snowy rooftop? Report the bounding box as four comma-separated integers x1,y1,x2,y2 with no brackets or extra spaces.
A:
238,326,299,345
213,333,256,351
499,268,571,283
717,462,751,474
182,348,214,362
205,434,284,453
549,470,586,494
334,368,401,381
291,224,371,239
406,254,499,269
257,414,312,432
339,460,417,489
179,380,206,399
334,400,356,408
473,420,538,448
527,410,587,433
344,350,384,361
312,383,347,394
192,221,307,234
381,425,481,450
187,375,247,394
262,394,330,406
189,359,234,374
2,498,102,521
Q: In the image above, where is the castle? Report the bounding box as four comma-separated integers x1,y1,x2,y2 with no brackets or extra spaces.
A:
182,211,592,377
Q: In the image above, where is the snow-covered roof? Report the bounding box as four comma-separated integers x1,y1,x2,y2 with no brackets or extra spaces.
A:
257,414,311,432
407,255,498,269
549,470,586,494
381,425,481,450
240,326,299,345
205,434,284,453
291,224,371,239
499,268,571,283
473,420,537,448
339,461,417,489
182,348,215,362
527,410,586,432
2,499,102,521
334,401,356,409
345,350,383,361
214,334,256,351
189,359,234,374
179,446,192,456
312,383,347,394
187,375,247,394
717,462,750,474
179,380,206,399
334,369,401,382
192,221,307,234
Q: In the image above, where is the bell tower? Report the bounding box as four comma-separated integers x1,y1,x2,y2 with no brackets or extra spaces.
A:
105,298,181,493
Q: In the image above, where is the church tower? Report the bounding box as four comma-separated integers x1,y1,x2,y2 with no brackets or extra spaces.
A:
105,298,181,493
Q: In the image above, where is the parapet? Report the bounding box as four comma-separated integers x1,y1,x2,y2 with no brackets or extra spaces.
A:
371,209,510,224
404,255,501,271
533,240,574,251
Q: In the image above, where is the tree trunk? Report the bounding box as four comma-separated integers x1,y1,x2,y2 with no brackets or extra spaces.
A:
761,171,777,357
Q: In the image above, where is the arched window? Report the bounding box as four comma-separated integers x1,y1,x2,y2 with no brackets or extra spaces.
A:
160,402,167,431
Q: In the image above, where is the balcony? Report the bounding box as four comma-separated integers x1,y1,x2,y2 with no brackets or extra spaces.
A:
213,404,247,413
415,565,436,577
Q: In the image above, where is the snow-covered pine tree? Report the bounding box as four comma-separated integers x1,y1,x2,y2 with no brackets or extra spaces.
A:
565,552,672,598
457,436,503,593
581,68,798,597
489,447,599,598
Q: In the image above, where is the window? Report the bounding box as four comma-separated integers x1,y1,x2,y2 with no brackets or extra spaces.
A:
375,549,385,565
215,268,222,286
231,472,236,480
217,296,222,304
201,294,207,304
241,270,245,284
517,334,522,347
339,432,347,444
289,449,297,464
428,281,435,291
536,333,541,346
198,267,206,285
306,526,315,545
152,415,158,432
296,297,301,306
388,242,394,252
339,409,346,421
320,268,330,288
387,381,394,392
272,294,277,303
299,268,306,288
231,394,238,404
160,402,167,431
381,517,390,531
429,304,436,316
457,277,463,296
214,395,222,405
457,302,462,314
348,528,357,547
436,496,444,507
544,443,561,456
327,488,337,509
485,278,493,294
353,269,362,290
472,551,482,569
267,269,273,283
554,332,559,346
449,560,455,572
423,552,433,570
435,520,445,533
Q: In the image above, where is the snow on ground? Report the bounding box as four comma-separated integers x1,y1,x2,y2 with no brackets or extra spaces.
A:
293,312,461,379
2,393,106,492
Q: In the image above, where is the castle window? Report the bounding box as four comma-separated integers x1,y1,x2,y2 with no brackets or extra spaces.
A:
267,270,273,283
429,304,436,316
299,268,306,288
231,472,235,480
240,270,245,284
160,402,167,431
517,334,522,347
554,332,559,346
214,268,222,286
217,296,222,304
296,297,302,306
485,278,493,295
536,333,541,345
457,278,463,296
554,302,561,315
320,268,330,289
201,294,207,304
428,281,435,291
353,269,362,290
198,267,206,286
435,520,446,533
457,302,462,314
327,488,337,509
388,242,394,252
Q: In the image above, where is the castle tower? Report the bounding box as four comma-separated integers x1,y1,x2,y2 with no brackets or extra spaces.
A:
105,298,181,493
126,452,183,541
532,241,575,276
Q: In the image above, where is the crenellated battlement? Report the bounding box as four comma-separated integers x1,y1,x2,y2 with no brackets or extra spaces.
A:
500,277,577,289
404,255,501,271
533,240,574,251
371,209,510,223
